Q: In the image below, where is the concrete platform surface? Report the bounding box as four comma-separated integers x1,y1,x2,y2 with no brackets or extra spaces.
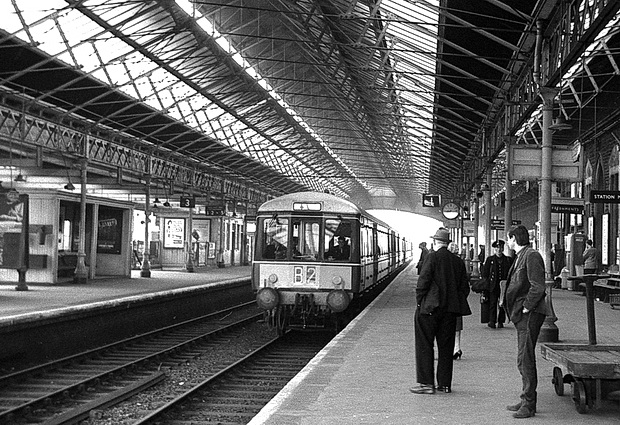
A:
0,266,252,325
250,262,620,425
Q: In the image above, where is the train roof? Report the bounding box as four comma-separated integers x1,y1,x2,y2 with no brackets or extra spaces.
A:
258,191,392,230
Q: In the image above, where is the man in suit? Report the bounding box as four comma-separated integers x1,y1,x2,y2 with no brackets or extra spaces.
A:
503,225,550,419
410,227,471,395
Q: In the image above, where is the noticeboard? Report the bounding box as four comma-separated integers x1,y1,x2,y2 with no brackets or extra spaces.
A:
0,191,27,269
509,145,582,182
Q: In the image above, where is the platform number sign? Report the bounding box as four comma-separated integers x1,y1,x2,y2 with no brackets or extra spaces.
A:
180,196,195,208
293,266,316,285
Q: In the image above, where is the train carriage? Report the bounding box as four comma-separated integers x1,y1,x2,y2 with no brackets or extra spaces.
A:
252,191,411,334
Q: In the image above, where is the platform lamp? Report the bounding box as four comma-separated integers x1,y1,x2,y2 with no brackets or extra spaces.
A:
163,180,171,207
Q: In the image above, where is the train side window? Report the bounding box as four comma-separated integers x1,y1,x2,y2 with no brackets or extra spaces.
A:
261,217,289,260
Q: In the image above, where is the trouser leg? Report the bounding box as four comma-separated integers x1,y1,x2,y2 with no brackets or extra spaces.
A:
488,292,498,325
414,309,436,385
436,312,456,387
515,312,545,410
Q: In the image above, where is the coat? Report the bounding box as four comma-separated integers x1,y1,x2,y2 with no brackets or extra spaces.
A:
482,254,513,292
416,246,471,316
582,247,599,270
504,246,551,324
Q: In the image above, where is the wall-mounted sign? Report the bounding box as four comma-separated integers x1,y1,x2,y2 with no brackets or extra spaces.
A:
97,206,123,254
180,196,195,208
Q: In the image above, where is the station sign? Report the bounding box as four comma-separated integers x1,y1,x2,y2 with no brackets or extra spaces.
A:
590,190,620,204
180,196,195,208
205,207,225,216
490,218,521,230
422,193,441,207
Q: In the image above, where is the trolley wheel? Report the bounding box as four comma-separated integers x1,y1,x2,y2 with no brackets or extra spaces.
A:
572,380,588,414
552,367,564,396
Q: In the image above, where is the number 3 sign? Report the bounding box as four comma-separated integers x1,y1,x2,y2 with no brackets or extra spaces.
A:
180,196,195,208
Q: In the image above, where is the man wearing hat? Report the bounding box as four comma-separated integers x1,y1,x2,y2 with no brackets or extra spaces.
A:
481,239,513,328
410,227,471,395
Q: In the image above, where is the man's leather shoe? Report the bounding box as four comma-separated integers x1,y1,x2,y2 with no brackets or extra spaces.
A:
513,406,535,418
409,384,435,394
436,385,451,393
498,323,504,328
488,323,496,328
506,402,522,411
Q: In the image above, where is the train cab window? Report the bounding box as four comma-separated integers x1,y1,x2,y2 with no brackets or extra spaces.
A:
324,218,352,261
261,217,289,260
291,220,320,260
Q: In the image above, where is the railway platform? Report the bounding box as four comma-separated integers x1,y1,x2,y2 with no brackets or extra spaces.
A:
250,262,620,425
0,266,253,365
0,266,251,325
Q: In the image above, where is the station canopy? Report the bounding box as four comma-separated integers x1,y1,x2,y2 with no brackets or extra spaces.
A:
1,1,546,211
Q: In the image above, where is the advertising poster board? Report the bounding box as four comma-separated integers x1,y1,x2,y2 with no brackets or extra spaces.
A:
0,191,27,269
164,218,185,248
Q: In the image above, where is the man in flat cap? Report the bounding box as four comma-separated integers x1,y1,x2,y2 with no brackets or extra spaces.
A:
481,239,513,329
410,227,471,395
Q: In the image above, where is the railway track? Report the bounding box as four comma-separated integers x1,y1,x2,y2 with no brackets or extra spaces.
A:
0,302,265,425
133,331,334,425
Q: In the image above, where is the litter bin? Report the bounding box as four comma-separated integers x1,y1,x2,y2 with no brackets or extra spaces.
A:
560,268,569,289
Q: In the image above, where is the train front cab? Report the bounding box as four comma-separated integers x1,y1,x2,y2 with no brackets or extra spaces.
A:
252,212,365,333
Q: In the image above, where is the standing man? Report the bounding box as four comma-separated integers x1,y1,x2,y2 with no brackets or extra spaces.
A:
410,227,471,394
482,240,513,329
416,242,429,275
503,225,550,418
582,239,600,274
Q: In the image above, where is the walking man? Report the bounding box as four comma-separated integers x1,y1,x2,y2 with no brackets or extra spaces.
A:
410,227,471,394
503,225,550,418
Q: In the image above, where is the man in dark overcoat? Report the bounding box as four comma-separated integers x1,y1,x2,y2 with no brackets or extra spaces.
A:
503,225,550,418
410,227,471,395
482,239,513,328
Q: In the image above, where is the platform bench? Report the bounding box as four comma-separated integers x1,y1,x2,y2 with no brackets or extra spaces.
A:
58,253,78,277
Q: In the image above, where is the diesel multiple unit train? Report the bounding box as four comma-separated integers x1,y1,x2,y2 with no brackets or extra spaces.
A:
252,191,413,334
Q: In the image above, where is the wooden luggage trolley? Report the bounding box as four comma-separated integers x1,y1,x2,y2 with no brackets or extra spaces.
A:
540,274,620,414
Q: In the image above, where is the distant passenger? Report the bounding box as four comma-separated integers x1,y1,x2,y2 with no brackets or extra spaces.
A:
410,227,471,395
327,236,350,261
416,242,429,274
582,239,600,274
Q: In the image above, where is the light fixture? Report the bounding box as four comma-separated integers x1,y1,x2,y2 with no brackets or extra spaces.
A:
163,200,171,207
154,197,160,204
64,182,75,190
14,174,25,182
549,115,572,131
